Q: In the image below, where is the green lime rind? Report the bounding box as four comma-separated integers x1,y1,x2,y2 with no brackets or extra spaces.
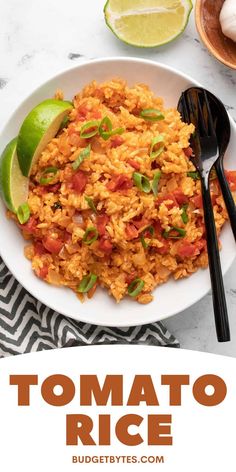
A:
104,0,193,49
17,99,73,177
0,138,29,213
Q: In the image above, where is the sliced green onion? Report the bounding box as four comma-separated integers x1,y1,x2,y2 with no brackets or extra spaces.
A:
111,127,125,136
187,171,200,180
99,116,124,141
150,135,165,159
152,170,162,197
133,172,151,193
99,116,112,140
128,278,145,297
83,227,99,245
187,170,217,181
181,204,189,224
17,202,30,224
141,225,155,249
40,167,58,185
85,196,97,214
140,108,165,121
72,145,91,170
77,273,98,293
163,227,187,239
80,120,100,139
147,225,155,236
140,235,148,249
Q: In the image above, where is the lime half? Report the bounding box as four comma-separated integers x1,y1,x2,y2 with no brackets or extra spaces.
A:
17,99,73,177
104,0,193,48
0,138,29,213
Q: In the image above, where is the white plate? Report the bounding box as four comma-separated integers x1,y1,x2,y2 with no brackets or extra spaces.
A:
0,57,236,326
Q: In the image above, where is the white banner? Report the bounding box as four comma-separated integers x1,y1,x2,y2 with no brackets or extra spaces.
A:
0,345,235,470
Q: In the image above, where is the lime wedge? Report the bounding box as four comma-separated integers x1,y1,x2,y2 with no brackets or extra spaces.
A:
17,99,73,177
104,0,193,47
0,138,29,213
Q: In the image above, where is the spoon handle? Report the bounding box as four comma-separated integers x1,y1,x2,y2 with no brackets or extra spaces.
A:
215,159,236,242
201,176,230,342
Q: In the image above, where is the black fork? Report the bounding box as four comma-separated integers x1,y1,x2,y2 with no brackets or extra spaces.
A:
178,88,230,342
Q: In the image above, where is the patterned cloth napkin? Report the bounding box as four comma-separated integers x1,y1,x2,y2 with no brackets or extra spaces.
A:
0,256,179,357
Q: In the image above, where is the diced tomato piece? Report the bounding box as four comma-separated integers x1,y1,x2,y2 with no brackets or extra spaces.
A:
132,106,141,116
76,105,89,121
99,237,113,254
183,147,193,158
192,194,203,209
45,183,61,193
107,174,133,192
71,170,88,194
225,170,236,191
132,215,149,230
177,242,198,258
156,194,177,209
92,110,102,119
195,239,206,252
34,241,48,256
76,114,86,122
96,214,110,236
173,189,188,205
153,219,163,236
36,186,47,195
125,273,136,285
38,265,49,280
156,239,170,255
125,223,139,240
79,105,89,116
110,136,124,148
20,216,38,234
43,236,63,254
127,159,140,170
211,194,218,205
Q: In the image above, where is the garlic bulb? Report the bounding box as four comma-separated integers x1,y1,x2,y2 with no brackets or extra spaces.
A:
220,0,236,42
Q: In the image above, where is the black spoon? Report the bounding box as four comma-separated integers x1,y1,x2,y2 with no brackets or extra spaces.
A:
178,87,230,343
204,90,236,242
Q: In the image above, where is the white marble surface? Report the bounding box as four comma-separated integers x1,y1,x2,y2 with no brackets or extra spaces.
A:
0,0,236,356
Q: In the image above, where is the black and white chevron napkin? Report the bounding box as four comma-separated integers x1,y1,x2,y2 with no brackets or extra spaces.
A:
0,256,179,357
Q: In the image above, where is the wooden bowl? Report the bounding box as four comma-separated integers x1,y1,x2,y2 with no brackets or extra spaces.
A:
195,0,236,70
